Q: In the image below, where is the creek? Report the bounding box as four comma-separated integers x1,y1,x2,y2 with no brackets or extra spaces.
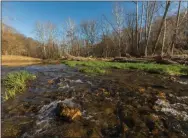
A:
2,64,188,138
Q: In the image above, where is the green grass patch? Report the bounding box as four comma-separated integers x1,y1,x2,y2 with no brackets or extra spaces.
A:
63,60,188,75
2,71,36,101
79,66,106,74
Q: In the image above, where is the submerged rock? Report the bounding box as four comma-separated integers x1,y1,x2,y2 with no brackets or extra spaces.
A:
155,99,188,121
101,125,121,138
2,118,34,138
138,87,145,93
162,117,187,137
2,122,22,137
55,103,81,121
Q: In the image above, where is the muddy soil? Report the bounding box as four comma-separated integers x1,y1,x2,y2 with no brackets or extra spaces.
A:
1,64,188,138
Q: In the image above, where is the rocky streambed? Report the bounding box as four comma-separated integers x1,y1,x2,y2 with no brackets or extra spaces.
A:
1,64,188,138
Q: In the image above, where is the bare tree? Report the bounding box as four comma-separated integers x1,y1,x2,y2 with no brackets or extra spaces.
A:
65,18,77,54
144,1,156,56
34,21,58,59
3,1,188,59
100,17,111,58
170,1,182,56
145,1,149,43
80,20,98,56
125,12,136,55
34,22,47,58
139,2,144,47
153,1,171,55
161,16,166,56
135,1,139,54
112,2,125,57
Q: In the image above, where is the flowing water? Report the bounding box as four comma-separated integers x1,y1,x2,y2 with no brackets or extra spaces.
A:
1,64,188,138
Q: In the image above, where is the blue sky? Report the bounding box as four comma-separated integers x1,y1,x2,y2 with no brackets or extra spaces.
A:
2,1,187,39
2,1,134,38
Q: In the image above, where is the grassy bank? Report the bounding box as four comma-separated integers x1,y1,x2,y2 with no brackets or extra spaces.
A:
2,71,36,100
63,60,188,75
2,55,42,66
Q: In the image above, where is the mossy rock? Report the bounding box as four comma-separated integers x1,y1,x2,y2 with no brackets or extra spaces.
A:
55,103,82,121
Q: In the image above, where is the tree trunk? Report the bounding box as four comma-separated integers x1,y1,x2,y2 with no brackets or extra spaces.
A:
43,44,46,59
145,2,149,43
161,17,166,56
131,26,134,54
118,37,121,57
106,42,109,58
136,1,139,54
145,2,156,57
152,1,171,55
170,1,181,56
139,2,144,51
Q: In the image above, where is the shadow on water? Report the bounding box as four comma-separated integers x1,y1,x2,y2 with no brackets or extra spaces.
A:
1,64,188,138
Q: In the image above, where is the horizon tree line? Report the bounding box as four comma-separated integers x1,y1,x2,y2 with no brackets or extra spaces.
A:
2,1,188,59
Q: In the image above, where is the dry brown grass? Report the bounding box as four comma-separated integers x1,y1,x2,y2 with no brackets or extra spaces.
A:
2,55,42,66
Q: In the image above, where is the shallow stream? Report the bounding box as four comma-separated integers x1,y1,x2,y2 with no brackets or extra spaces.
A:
2,64,188,138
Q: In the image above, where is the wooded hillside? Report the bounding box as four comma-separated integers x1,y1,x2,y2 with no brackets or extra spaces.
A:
2,1,188,59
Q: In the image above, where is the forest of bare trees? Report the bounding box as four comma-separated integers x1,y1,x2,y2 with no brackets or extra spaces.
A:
2,1,188,59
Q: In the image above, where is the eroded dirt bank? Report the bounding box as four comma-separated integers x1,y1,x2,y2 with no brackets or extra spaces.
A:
1,64,188,138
